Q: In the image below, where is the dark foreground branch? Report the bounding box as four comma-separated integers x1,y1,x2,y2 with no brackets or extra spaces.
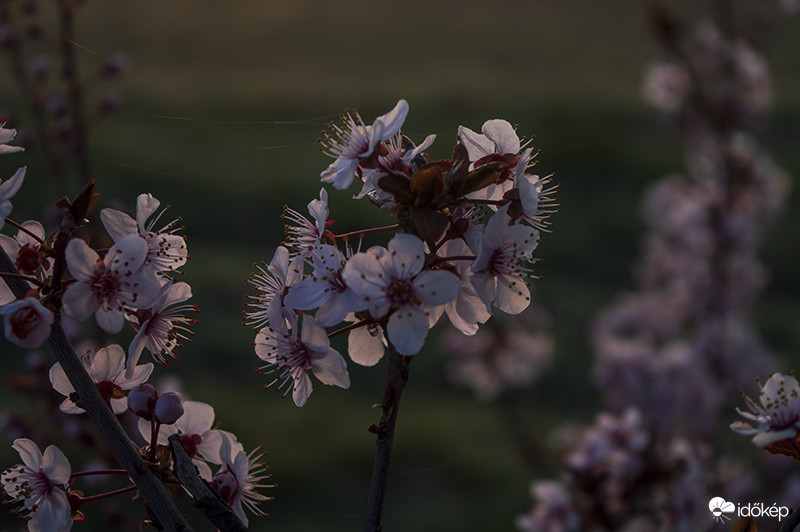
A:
1,247,193,532
168,434,246,532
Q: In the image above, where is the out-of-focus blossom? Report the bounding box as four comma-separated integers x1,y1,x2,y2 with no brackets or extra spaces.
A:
515,480,579,532
49,344,153,414
1,438,72,532
641,60,690,111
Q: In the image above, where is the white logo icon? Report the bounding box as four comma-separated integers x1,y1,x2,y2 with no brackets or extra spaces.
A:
709,497,736,522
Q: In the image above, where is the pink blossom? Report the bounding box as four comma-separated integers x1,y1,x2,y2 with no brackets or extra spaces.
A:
320,99,409,190
49,344,153,415
211,432,273,526
126,280,198,377
254,313,350,407
0,166,25,230
470,206,540,314
342,233,460,355
731,372,800,447
284,244,367,327
100,193,188,276
0,297,54,349
1,438,72,532
62,235,161,333
245,246,304,330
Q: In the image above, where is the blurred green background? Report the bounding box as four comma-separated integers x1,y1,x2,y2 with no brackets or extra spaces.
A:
1,1,800,530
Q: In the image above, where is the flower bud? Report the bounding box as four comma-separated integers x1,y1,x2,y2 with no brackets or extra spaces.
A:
127,384,157,420
154,392,183,424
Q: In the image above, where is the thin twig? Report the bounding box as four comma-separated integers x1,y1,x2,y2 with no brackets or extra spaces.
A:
364,342,412,532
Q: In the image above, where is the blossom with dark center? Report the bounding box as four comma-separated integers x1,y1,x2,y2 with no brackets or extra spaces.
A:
284,244,366,327
211,432,274,527
342,233,459,355
731,372,800,447
254,313,349,407
470,205,540,315
320,99,408,190
62,234,161,333
1,438,72,532
49,344,153,415
126,280,198,378
100,193,188,277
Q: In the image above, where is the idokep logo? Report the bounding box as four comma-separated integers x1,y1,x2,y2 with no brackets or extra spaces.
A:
708,496,791,523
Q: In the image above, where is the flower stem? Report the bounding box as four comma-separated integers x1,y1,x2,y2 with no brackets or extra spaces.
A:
333,224,399,241
70,469,129,478
364,342,412,532
3,218,48,246
79,484,138,504
327,319,370,339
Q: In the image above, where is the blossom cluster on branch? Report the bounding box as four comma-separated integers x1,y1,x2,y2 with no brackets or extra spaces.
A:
0,122,273,531
246,99,557,407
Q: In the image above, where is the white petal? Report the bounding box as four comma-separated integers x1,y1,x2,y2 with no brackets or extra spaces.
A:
89,345,126,382
100,208,138,242
65,238,100,281
348,325,385,366
106,234,148,275
457,126,493,161
176,401,215,435
494,274,531,314
292,372,313,407
412,270,460,306
387,307,430,355
0,166,25,200
311,348,350,389
12,438,42,471
61,283,97,321
386,233,425,278
41,445,71,484
136,193,161,230
374,99,409,141
48,363,75,396
481,119,520,154
96,306,125,334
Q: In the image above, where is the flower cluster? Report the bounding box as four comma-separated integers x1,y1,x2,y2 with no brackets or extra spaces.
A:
247,99,557,406
732,372,800,456
0,157,272,528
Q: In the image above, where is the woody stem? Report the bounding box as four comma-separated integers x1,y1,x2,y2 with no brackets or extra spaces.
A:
364,341,412,532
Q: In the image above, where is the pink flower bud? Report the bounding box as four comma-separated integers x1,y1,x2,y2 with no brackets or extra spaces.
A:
127,384,157,420
154,392,183,424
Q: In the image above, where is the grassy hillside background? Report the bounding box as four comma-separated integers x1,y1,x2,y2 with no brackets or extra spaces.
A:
1,1,800,530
